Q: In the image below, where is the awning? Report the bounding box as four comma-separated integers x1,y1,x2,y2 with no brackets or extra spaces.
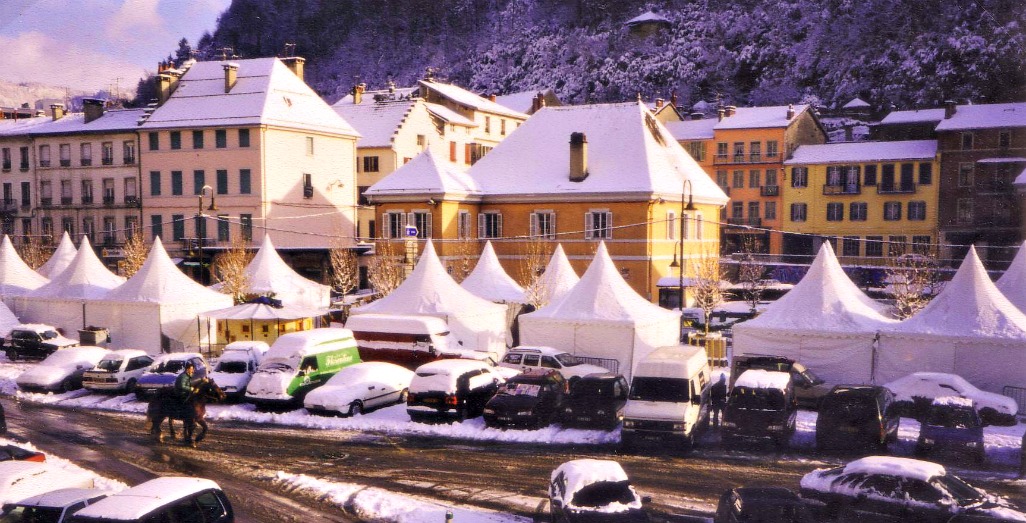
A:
199,302,325,321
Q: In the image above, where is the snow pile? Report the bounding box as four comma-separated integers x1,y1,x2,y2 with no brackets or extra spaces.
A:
461,241,525,304
0,437,127,493
733,369,791,391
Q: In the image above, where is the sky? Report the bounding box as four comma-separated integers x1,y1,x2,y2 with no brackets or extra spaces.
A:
0,0,231,93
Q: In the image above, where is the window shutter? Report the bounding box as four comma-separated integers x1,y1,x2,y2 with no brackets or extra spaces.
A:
584,212,594,239
682,215,690,240
382,213,391,238
667,211,676,240
529,213,538,237
496,214,503,238
549,213,557,240
605,212,613,239
478,213,487,238
425,213,433,238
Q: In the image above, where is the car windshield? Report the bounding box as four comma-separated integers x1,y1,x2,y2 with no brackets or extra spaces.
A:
932,475,982,506
926,407,979,429
156,360,187,373
555,353,583,367
792,363,823,385
498,382,542,397
571,380,612,396
40,330,58,340
730,387,785,410
259,358,294,372
216,361,249,374
0,505,64,523
96,358,123,372
822,397,876,420
571,480,635,508
629,377,689,402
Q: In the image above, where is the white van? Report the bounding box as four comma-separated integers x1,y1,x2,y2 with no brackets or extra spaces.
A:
621,345,711,449
244,328,361,409
0,462,94,505
345,313,476,369
209,341,269,400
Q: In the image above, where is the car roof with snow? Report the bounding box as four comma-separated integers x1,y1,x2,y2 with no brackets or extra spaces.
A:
324,361,411,385
508,346,567,356
838,456,946,481
734,369,791,391
9,324,60,334
10,487,109,508
102,349,148,359
415,358,491,375
552,459,630,499
224,340,269,352
71,477,222,520
265,328,355,360
931,395,975,408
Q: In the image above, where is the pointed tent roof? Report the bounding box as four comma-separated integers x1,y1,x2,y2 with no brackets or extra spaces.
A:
243,235,330,307
996,241,1026,313
525,242,676,325
530,244,580,305
739,242,895,332
460,241,525,303
354,240,505,317
36,232,77,278
0,235,48,296
103,238,230,304
28,236,124,299
892,246,1026,338
365,149,481,198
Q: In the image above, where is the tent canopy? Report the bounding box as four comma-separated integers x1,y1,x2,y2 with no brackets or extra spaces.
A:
528,244,579,306
240,235,330,309
104,237,228,304
995,240,1026,314
27,236,124,300
0,235,48,296
36,231,77,279
460,241,525,304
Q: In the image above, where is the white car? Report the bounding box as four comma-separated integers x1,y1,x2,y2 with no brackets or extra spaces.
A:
884,372,1019,426
304,362,414,416
0,487,110,523
222,340,269,365
498,346,609,381
81,349,154,394
208,349,261,400
15,346,110,393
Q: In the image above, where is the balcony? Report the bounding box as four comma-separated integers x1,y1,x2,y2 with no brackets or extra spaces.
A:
822,184,861,195
713,154,778,166
760,185,780,196
82,196,93,205
877,183,916,194
103,196,115,206
80,159,92,166
101,158,113,166
727,217,762,227
60,160,71,167
39,161,50,168
40,197,53,207
19,163,29,171
60,197,73,205
123,156,135,165
749,154,761,162
0,200,16,214
125,195,139,206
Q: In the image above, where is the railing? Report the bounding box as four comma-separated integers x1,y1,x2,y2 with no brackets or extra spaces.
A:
39,160,50,167
727,217,762,227
125,196,139,206
877,183,916,194
102,196,115,205
81,159,92,166
40,197,52,207
60,197,73,205
101,157,113,166
1002,386,1026,418
576,356,619,375
82,196,93,205
823,184,861,195
760,185,779,196
0,201,16,213
60,160,71,167
123,156,135,165
714,154,778,165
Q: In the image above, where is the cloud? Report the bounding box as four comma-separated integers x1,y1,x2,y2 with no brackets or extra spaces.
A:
0,31,147,92
105,0,169,46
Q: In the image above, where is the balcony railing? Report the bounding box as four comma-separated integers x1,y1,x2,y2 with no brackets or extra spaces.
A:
103,196,115,205
81,159,92,166
714,154,779,165
760,185,779,196
60,196,73,205
60,160,71,167
125,195,139,206
39,161,50,168
82,196,93,205
41,197,53,207
123,156,135,165
823,184,861,195
727,217,763,227
0,200,16,213
877,183,916,194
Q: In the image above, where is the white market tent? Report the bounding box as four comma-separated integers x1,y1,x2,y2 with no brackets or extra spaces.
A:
13,236,125,338
36,232,77,279
0,235,48,298
86,238,233,354
460,241,526,304
237,235,331,310
995,240,1026,313
351,240,508,358
518,242,680,379
877,246,1026,393
528,244,580,307
732,242,896,385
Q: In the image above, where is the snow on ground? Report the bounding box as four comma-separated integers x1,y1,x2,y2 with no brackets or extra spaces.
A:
0,437,128,493
271,471,531,523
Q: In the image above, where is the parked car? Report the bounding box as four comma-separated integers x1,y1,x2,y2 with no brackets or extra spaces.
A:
407,359,505,423
483,369,567,429
548,459,648,522
3,325,78,362
885,372,1019,426
916,396,986,464
15,346,110,393
730,354,831,409
800,456,1026,522
562,373,629,430
245,328,361,410
0,462,93,506
622,345,710,450
0,488,110,523
0,445,45,463
81,349,153,394
68,477,233,523
221,340,269,365
209,351,260,401
721,369,797,448
815,385,899,452
498,346,609,381
304,361,414,417
714,487,815,523
134,353,208,400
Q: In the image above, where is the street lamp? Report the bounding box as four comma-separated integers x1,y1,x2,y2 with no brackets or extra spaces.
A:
197,185,217,284
672,179,696,342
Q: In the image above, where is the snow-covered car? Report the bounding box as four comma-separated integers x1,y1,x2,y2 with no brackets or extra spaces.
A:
208,350,261,401
304,361,414,416
498,346,609,381
67,477,232,523
81,349,154,394
714,487,814,523
3,324,78,361
549,459,649,522
916,396,986,464
407,359,506,423
222,340,269,365
0,487,111,523
799,456,1026,522
15,346,110,393
483,369,567,429
884,372,1019,426
134,353,208,400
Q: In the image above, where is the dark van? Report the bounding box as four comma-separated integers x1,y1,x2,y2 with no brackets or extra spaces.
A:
563,373,629,430
714,487,815,523
721,370,797,448
815,385,899,452
731,354,830,409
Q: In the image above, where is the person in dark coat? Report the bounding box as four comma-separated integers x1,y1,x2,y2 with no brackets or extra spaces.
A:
710,373,728,428
174,362,196,405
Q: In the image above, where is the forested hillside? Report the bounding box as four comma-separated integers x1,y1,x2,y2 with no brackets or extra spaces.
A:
188,0,1024,108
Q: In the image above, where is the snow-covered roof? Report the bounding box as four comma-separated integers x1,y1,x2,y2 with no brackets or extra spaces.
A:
877,108,945,126
71,477,222,520
242,235,331,309
345,313,449,335
995,241,1026,313
935,102,1026,131
142,58,359,136
625,11,671,25
842,97,871,109
734,369,791,390
891,246,1026,338
201,301,322,320
332,86,419,106
418,80,528,120
353,240,506,318
26,109,145,135
333,100,415,148
785,140,937,164
0,116,52,137
664,118,717,141
494,89,557,114
737,242,895,333
366,149,480,197
714,105,811,130
529,244,580,305
37,231,77,278
102,237,231,305
467,102,727,204
460,241,526,303
424,102,477,127
0,235,48,296
524,242,678,325
27,236,124,299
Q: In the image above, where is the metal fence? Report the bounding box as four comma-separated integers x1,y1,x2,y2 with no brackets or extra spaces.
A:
576,356,619,375
1002,385,1026,417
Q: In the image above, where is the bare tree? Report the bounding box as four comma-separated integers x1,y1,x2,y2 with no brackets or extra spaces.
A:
212,237,253,304
16,237,50,270
367,240,406,298
690,249,724,336
736,234,766,313
886,246,942,320
518,238,551,309
446,238,477,283
120,232,148,278
328,236,359,297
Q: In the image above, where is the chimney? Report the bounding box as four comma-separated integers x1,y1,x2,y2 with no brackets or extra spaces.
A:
569,132,588,182
223,62,238,93
388,80,396,93
725,105,736,117
281,56,305,81
489,93,497,102
717,108,725,122
351,83,366,104
786,103,795,120
50,103,65,121
690,112,704,120
655,98,664,109
944,100,957,119
670,92,678,108
82,98,104,123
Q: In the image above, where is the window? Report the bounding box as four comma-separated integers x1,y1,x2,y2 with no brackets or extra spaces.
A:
716,170,728,189
170,131,181,150
59,144,70,166
171,171,183,195
900,163,915,190
994,199,1012,223
416,134,426,148
681,214,690,239
686,142,705,162
20,181,30,206
217,215,230,242
748,201,760,220
38,145,50,167
918,163,932,185
103,216,116,245
479,212,503,239
383,211,406,239
19,147,28,170
731,201,743,219
60,179,72,204
123,140,135,164
449,141,457,162
961,132,974,150
957,198,973,225
215,129,227,148
842,236,860,257
82,217,94,242
193,170,205,195
172,214,185,241
302,173,313,198
912,236,931,255
363,156,380,173
195,214,206,239
501,119,507,136
790,203,807,222
863,164,877,186
585,211,612,239
883,201,902,221
190,130,203,149
826,202,843,221
61,216,73,236
791,167,808,188
765,201,776,220
881,163,895,189
102,178,115,204
866,236,883,257
733,142,744,162
958,163,974,187
766,140,778,157
239,169,251,194
732,170,744,188
484,116,491,134
749,142,761,162
908,201,926,221
410,211,432,239
666,211,676,240
240,214,253,240
81,180,93,204
148,132,159,151
464,143,472,165
80,143,92,166
999,130,1011,149
125,216,139,239
39,180,52,206
531,211,556,240
716,142,728,159
238,128,250,147
696,215,703,239
749,170,760,188
1,183,10,205
305,136,314,156
849,202,868,221
886,236,907,256
765,169,777,187
101,142,114,165
1,148,9,170
150,171,161,196
41,218,53,240
457,210,472,239
216,169,228,195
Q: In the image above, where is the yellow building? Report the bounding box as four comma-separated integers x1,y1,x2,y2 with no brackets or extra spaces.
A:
782,140,940,261
365,102,729,302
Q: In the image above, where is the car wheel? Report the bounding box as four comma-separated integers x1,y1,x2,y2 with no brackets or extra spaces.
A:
398,388,409,404
61,378,77,393
975,448,986,464
457,406,470,422
125,379,137,394
5,350,15,362
348,402,364,417
979,407,998,426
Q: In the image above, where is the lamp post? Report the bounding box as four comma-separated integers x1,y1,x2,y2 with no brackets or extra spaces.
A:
670,179,696,342
197,185,217,284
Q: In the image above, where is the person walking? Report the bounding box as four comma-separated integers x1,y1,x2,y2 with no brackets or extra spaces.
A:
710,373,728,429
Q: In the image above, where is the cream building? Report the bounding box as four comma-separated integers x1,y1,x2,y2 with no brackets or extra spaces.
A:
0,117,51,242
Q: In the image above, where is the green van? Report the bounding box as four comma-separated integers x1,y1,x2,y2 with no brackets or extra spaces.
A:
244,328,360,410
